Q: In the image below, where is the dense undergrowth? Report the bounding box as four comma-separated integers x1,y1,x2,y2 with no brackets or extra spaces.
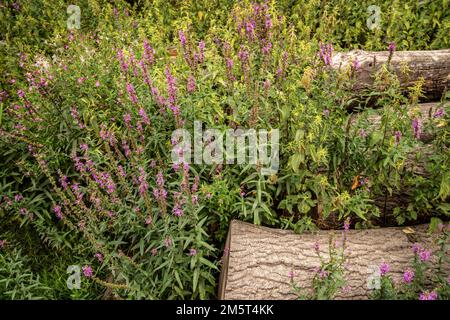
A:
0,0,449,299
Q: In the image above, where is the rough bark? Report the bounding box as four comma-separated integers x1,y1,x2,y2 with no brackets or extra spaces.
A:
219,220,448,300
331,50,450,100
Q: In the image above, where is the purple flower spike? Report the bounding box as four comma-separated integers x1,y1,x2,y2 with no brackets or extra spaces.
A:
380,262,390,276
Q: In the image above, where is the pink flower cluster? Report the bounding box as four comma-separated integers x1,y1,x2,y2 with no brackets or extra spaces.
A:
412,243,432,262
419,291,438,300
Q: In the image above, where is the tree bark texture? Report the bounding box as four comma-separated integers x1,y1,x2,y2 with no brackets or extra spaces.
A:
331,50,450,100
219,220,448,300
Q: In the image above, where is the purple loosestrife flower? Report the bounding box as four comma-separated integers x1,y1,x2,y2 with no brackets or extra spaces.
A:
403,269,415,283
191,175,199,193
319,270,329,279
419,249,431,262
138,167,149,196
359,128,368,138
143,39,155,65
380,262,390,276
95,253,104,263
126,82,138,105
123,113,132,127
164,237,172,248
288,271,295,280
139,108,150,125
238,47,250,80
82,265,93,278
238,47,250,65
198,41,205,63
226,58,235,82
156,171,164,188
433,108,444,118
14,194,23,202
165,66,177,106
139,59,152,88
419,291,438,300
116,49,128,73
262,41,272,55
412,243,421,254
80,144,88,152
129,51,139,77
313,241,320,253
394,131,402,144
388,42,396,54
189,248,197,256
352,57,360,71
344,218,351,232
70,106,85,129
105,176,116,194
178,30,187,48
117,164,126,177
173,204,184,217
412,118,422,139
59,175,69,190
319,43,333,66
428,291,438,300
53,205,62,219
99,124,109,141
172,162,180,172
265,14,272,29
245,20,256,41
0,240,5,249
153,188,168,202
187,75,196,93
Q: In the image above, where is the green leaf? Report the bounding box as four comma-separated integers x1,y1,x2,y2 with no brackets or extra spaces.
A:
199,257,218,271
193,268,199,292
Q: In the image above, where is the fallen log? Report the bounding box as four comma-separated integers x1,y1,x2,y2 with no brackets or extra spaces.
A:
331,49,450,100
219,220,448,300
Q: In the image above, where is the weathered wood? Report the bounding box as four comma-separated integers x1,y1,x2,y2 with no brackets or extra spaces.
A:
219,220,448,300
332,50,450,100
